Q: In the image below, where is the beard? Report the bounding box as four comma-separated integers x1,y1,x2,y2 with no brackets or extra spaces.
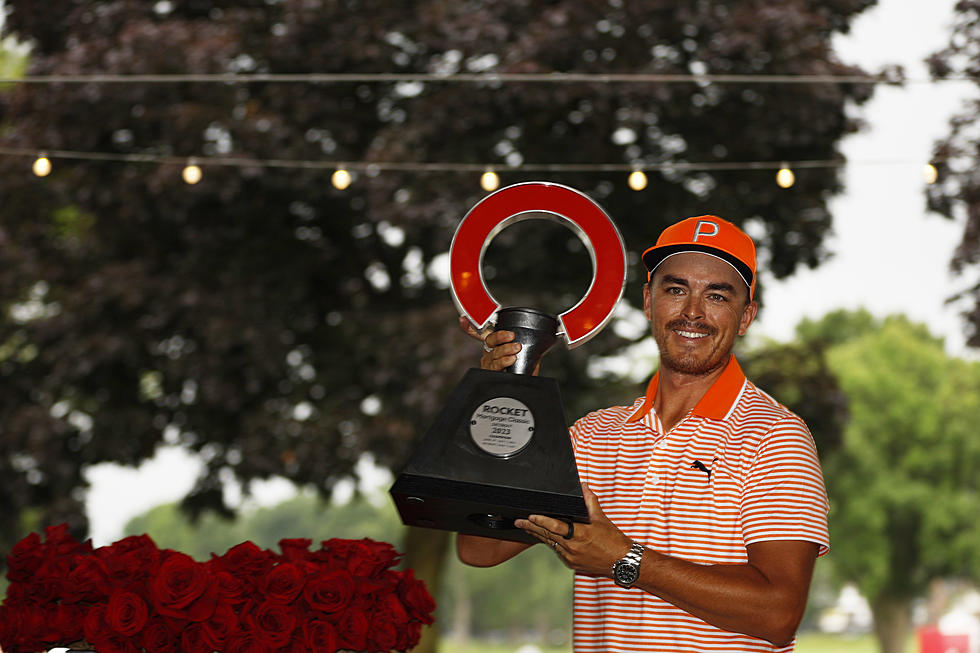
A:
655,319,728,376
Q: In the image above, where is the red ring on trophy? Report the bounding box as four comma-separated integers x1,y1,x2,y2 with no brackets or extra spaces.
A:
450,182,627,348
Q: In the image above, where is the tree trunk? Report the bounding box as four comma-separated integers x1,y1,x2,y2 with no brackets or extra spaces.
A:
401,526,452,653
451,558,472,647
870,594,911,653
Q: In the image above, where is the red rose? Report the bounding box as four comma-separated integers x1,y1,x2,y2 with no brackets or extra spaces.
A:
0,605,46,651
66,555,111,601
303,570,354,614
253,601,297,648
335,607,369,651
399,569,436,624
210,541,276,583
352,574,395,605
149,551,217,622
43,523,90,557
316,538,401,577
52,603,87,643
83,603,113,645
227,625,270,653
98,534,162,588
106,588,149,636
368,615,399,652
262,562,305,603
141,618,178,653
180,621,213,653
84,604,139,653
214,570,250,607
381,593,410,627
6,532,44,582
17,559,65,604
369,594,410,652
302,619,338,653
91,633,139,653
202,603,240,649
404,620,423,650
356,538,402,574
0,605,11,648
278,538,312,562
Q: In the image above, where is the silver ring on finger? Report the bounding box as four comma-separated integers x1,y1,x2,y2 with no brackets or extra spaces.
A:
482,339,493,353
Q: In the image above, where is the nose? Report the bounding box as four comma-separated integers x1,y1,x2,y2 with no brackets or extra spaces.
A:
682,293,705,320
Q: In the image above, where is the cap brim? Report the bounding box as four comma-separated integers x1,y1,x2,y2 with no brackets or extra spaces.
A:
642,244,754,292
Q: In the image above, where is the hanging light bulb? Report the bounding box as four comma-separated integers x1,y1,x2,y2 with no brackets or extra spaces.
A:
332,168,352,190
182,159,202,185
776,164,795,189
32,154,52,177
480,170,500,192
627,169,647,191
923,163,938,185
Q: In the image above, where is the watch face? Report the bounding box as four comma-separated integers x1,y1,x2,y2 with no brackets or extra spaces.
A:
614,561,639,587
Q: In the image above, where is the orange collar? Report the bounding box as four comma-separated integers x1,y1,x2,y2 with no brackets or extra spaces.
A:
627,354,746,423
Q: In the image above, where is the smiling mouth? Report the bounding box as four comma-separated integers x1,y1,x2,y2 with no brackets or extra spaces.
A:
674,329,708,339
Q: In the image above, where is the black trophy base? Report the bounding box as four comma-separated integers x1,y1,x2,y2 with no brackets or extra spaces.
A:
390,368,588,543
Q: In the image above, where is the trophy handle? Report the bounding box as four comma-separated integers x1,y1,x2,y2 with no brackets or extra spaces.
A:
494,307,558,375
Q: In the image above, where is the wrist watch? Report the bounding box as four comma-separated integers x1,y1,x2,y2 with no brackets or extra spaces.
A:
612,541,645,588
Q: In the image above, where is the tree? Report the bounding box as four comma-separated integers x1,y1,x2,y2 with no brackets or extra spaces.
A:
927,0,980,346
815,313,980,653
0,2,880,647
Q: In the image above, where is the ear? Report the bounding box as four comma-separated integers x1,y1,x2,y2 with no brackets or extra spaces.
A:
737,300,758,336
642,282,653,322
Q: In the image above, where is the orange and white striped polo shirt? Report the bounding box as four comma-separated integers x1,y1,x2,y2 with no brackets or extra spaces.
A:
569,355,829,652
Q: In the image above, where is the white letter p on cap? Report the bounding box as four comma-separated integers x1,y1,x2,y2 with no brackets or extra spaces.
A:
692,220,719,242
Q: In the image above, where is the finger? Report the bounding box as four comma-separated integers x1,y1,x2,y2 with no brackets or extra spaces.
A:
481,330,521,371
484,329,516,348
460,316,500,343
525,514,571,539
515,518,555,542
459,315,482,340
582,483,607,520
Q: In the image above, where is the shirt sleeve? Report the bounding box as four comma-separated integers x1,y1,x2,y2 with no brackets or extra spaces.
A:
740,417,831,556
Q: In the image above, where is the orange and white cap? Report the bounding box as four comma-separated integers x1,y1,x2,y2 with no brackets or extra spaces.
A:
642,216,757,300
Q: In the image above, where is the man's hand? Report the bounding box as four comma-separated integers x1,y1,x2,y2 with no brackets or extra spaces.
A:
458,315,522,372
516,483,632,576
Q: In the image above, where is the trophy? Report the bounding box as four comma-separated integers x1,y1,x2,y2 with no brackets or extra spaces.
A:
390,182,626,542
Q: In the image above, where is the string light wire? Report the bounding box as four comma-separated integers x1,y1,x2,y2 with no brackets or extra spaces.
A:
0,70,956,184
0,146,860,173
0,72,965,85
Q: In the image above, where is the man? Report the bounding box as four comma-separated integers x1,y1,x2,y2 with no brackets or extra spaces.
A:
457,216,829,652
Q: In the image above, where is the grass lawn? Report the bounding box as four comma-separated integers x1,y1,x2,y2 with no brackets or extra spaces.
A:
797,632,915,653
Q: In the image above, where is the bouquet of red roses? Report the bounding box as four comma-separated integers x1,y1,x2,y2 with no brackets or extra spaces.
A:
0,524,435,653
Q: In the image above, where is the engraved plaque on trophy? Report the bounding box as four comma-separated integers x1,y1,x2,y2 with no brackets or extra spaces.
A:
390,182,626,543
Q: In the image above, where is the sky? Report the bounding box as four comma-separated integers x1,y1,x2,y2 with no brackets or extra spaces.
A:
84,0,977,546
754,0,974,354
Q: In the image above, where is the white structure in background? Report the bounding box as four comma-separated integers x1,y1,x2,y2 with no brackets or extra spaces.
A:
938,590,980,653
818,584,873,634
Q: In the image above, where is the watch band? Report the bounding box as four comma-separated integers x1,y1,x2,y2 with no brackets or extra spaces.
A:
622,542,644,566
612,541,645,588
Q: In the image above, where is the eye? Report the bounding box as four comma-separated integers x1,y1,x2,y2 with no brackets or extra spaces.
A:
707,293,728,302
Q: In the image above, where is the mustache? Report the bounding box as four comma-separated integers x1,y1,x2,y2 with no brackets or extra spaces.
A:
666,319,717,335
